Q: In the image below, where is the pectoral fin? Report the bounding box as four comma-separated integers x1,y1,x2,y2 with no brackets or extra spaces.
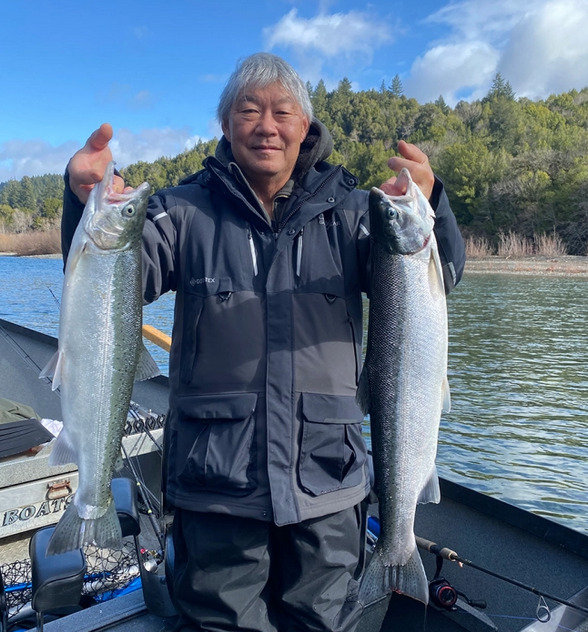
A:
134,343,161,382
39,350,64,391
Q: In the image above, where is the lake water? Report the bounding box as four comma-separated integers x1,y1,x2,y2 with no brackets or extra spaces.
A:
0,255,587,533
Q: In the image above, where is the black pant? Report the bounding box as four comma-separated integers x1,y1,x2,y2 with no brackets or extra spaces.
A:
171,505,365,632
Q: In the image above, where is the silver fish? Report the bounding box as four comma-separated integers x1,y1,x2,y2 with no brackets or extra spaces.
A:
40,162,158,555
357,168,450,605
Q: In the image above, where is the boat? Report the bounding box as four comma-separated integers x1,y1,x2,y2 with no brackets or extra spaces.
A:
1,316,588,632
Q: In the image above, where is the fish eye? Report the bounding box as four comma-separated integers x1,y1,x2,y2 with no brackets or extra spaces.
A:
122,203,136,218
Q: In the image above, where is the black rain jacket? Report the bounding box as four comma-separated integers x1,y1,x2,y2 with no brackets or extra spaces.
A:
61,120,466,525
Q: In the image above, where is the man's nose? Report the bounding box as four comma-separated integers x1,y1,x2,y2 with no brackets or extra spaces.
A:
256,111,278,134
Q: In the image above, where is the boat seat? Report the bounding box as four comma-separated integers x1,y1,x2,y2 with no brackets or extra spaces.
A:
112,476,141,538
29,477,141,630
29,526,86,631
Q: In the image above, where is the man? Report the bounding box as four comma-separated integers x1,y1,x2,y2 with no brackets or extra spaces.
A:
62,53,465,632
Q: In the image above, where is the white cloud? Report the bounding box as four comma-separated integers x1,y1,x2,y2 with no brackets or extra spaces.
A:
426,0,528,42
264,8,391,58
498,0,588,99
103,128,203,168
0,139,78,182
263,8,394,87
0,127,204,183
409,0,588,104
406,41,500,105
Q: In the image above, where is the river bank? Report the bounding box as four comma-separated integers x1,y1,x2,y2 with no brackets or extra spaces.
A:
2,252,588,276
465,255,588,276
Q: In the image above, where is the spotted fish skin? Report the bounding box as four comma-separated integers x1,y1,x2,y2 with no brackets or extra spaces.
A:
357,169,449,605
40,162,158,555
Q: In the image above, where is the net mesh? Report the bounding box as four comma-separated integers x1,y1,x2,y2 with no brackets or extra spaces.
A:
1,540,139,623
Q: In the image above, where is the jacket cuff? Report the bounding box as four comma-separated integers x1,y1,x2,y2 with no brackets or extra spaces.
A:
429,175,444,211
61,169,86,267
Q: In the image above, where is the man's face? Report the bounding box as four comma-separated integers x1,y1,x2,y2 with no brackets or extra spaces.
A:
222,83,310,192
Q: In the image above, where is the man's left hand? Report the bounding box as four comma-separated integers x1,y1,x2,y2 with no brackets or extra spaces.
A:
380,140,435,199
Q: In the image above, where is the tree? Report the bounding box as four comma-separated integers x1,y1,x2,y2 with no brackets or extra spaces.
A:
485,73,515,101
434,95,450,115
388,74,403,97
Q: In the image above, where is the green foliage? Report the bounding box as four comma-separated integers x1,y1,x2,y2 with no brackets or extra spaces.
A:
122,139,218,189
2,81,588,254
388,75,404,97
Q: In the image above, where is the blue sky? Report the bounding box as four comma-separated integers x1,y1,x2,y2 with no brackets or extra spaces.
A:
2,0,588,183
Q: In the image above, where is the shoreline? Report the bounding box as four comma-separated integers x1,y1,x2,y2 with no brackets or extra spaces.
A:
2,252,588,276
465,255,588,276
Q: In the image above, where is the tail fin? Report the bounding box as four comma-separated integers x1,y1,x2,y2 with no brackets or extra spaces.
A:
359,546,429,607
47,497,122,556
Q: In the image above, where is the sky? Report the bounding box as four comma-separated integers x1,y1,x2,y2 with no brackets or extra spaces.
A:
1,0,588,183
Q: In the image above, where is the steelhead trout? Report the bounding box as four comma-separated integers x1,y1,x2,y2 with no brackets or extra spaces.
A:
357,169,449,605
40,162,158,555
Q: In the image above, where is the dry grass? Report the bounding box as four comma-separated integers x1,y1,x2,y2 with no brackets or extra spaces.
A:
465,236,493,258
534,232,568,257
497,231,535,257
466,231,569,258
0,229,61,256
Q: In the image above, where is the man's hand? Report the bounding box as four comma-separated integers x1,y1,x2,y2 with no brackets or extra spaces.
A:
380,140,435,200
67,123,125,204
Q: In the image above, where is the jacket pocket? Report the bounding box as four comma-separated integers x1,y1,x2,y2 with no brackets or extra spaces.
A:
176,393,258,495
299,393,366,496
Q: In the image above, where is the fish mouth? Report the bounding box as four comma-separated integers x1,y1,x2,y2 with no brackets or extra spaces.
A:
95,162,117,203
85,163,149,250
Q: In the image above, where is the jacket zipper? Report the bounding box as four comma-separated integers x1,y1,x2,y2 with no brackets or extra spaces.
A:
275,166,343,235
247,224,258,276
295,228,304,278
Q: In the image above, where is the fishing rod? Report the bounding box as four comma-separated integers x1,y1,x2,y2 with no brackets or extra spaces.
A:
416,535,588,618
0,322,53,387
120,441,165,551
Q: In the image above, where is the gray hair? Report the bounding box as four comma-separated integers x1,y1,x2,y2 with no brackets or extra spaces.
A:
217,53,313,125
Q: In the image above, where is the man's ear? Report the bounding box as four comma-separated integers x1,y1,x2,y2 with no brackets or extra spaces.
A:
300,118,310,142
221,121,231,143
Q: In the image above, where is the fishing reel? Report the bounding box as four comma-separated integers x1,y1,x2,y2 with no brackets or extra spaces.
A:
429,577,458,609
429,555,486,612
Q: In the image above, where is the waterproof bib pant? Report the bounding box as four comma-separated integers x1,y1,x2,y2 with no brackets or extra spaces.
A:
171,506,364,632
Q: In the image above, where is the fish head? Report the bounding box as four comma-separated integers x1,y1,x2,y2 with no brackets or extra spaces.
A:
83,162,151,251
369,169,435,256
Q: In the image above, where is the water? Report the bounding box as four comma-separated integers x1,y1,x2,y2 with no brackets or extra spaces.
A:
0,255,176,374
439,273,588,531
0,255,587,533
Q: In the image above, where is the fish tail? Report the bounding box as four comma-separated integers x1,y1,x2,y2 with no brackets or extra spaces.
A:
388,546,429,605
358,546,429,607
46,498,122,556
358,547,389,607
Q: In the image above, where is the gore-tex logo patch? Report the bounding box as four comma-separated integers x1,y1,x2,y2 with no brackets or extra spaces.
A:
190,277,216,286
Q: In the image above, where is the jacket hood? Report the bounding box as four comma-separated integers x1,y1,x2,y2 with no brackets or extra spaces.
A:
215,118,334,181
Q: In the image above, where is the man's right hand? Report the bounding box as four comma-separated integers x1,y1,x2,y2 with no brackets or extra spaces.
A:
67,123,125,204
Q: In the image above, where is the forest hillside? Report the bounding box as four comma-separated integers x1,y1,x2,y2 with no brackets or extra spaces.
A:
1,74,587,255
